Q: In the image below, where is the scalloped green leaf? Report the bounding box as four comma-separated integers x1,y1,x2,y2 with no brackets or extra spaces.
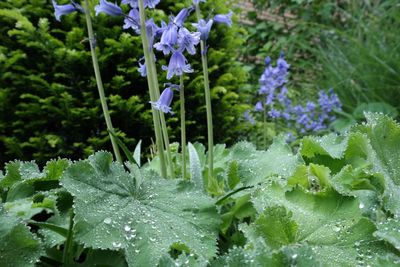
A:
231,139,303,186
374,218,400,251
251,183,389,266
0,208,43,267
61,151,220,267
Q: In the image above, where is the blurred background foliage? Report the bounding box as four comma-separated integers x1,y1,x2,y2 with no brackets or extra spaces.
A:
1,0,399,167
241,0,400,145
0,0,249,168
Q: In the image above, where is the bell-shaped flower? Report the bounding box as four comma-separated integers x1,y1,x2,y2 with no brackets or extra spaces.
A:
138,60,146,77
52,1,83,21
214,11,233,27
95,0,123,16
192,19,213,41
150,88,174,114
177,27,201,55
173,8,192,27
254,101,263,112
154,22,178,55
162,51,193,79
123,8,140,32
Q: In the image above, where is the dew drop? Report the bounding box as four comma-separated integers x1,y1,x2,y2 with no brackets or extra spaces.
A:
124,225,131,231
112,241,122,248
103,218,112,224
359,202,365,209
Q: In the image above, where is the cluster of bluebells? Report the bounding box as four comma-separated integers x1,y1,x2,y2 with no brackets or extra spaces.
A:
52,0,232,115
245,53,342,136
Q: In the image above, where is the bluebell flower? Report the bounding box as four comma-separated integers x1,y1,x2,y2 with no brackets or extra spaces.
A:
214,11,233,27
254,101,263,112
173,8,192,27
150,87,174,114
154,22,178,55
162,51,193,79
146,18,160,47
243,110,255,125
95,0,123,16
52,1,83,21
138,58,146,77
268,109,281,119
123,8,140,32
192,19,213,41
121,0,160,9
265,56,271,66
177,27,201,55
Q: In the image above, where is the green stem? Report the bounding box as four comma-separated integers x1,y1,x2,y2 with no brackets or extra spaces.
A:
138,0,167,177
62,212,74,266
263,103,267,149
195,5,214,182
179,75,187,179
83,0,122,164
149,50,174,178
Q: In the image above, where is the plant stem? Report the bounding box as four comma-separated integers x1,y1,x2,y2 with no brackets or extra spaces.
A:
62,212,74,265
149,50,174,178
83,0,122,164
179,75,187,179
263,103,267,149
137,0,167,177
195,5,214,183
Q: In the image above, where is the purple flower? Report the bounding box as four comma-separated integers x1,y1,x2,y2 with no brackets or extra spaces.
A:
244,110,255,125
162,51,193,79
214,11,233,27
121,0,160,8
268,109,281,119
154,22,178,55
123,8,140,32
173,8,192,27
150,88,174,114
138,58,146,77
193,19,213,41
254,101,263,112
52,1,83,21
177,27,201,55
95,0,123,16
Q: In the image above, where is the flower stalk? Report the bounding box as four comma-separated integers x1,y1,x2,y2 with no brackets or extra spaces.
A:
195,5,214,183
138,0,167,177
179,75,187,179
83,0,122,164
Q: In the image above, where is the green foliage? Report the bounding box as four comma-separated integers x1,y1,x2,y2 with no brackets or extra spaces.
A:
0,0,248,167
2,113,400,266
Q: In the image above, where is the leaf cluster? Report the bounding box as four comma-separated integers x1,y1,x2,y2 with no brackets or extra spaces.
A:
0,0,249,168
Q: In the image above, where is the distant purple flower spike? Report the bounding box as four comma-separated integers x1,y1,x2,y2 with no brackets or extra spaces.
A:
52,1,83,21
214,11,233,27
254,101,263,112
95,0,123,16
177,27,201,55
150,88,174,114
193,19,213,41
268,109,281,119
154,22,178,55
162,51,193,79
123,8,140,32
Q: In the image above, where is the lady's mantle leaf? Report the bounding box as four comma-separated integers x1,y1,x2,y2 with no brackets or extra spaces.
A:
61,151,220,267
0,208,43,267
250,183,389,266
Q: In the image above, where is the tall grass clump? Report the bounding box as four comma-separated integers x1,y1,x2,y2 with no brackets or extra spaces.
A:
314,0,400,111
